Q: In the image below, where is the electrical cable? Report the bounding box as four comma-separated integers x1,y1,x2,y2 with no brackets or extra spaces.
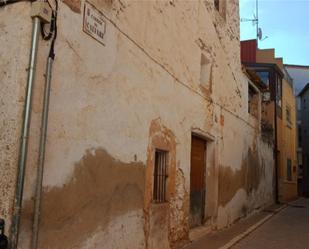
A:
30,2,57,248
41,22,53,40
0,0,56,45
31,3,57,248
40,0,54,40
48,0,58,59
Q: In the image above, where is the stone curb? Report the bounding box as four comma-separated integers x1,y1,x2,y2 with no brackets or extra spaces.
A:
218,204,288,249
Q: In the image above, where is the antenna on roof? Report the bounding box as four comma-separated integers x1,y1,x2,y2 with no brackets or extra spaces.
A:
240,17,257,26
253,13,257,25
240,0,268,47
256,0,259,46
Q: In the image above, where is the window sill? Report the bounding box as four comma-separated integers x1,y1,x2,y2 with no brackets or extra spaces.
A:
151,201,169,205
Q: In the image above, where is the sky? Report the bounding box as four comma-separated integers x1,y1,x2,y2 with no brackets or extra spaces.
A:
239,0,309,66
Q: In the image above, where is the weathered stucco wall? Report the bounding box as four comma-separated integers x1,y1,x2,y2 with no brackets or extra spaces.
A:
0,0,274,248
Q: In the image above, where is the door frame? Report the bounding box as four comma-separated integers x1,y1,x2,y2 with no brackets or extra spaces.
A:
190,134,207,227
190,129,216,227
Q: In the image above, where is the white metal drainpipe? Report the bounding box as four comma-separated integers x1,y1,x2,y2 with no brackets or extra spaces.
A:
31,55,54,249
10,16,41,249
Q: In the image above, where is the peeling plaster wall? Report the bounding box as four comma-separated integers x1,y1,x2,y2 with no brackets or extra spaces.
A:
216,94,274,228
0,0,274,248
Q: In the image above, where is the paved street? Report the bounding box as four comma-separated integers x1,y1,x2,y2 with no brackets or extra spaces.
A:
232,198,309,249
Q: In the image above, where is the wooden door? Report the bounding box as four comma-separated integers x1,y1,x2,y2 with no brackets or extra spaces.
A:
190,136,206,228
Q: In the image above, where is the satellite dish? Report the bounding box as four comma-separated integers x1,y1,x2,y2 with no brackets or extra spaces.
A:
258,28,263,40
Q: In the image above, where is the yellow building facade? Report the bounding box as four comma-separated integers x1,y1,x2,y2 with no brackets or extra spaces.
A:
257,49,298,202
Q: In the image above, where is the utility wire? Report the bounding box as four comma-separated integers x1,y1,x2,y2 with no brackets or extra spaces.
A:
41,0,55,41
47,0,58,59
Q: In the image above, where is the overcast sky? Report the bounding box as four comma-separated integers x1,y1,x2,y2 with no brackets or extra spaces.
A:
239,0,309,66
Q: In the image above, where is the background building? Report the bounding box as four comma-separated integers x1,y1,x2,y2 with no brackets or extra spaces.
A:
297,84,309,196
241,40,298,202
285,65,309,195
285,65,309,95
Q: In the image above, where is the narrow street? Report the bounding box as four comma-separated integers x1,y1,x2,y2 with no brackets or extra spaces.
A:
231,198,309,249
185,198,309,249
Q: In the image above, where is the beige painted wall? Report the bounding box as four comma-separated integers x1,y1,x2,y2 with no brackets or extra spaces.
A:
0,1,274,248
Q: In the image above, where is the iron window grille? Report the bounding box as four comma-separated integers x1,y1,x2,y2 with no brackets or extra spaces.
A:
153,150,169,203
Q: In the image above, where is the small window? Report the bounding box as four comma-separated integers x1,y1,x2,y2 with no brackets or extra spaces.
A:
287,159,292,181
256,71,270,87
286,106,292,125
256,71,270,102
262,92,271,102
200,53,212,91
153,150,168,203
214,0,226,18
214,0,219,11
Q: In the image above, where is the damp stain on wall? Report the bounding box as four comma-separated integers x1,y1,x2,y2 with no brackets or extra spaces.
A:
36,148,145,249
218,148,262,207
